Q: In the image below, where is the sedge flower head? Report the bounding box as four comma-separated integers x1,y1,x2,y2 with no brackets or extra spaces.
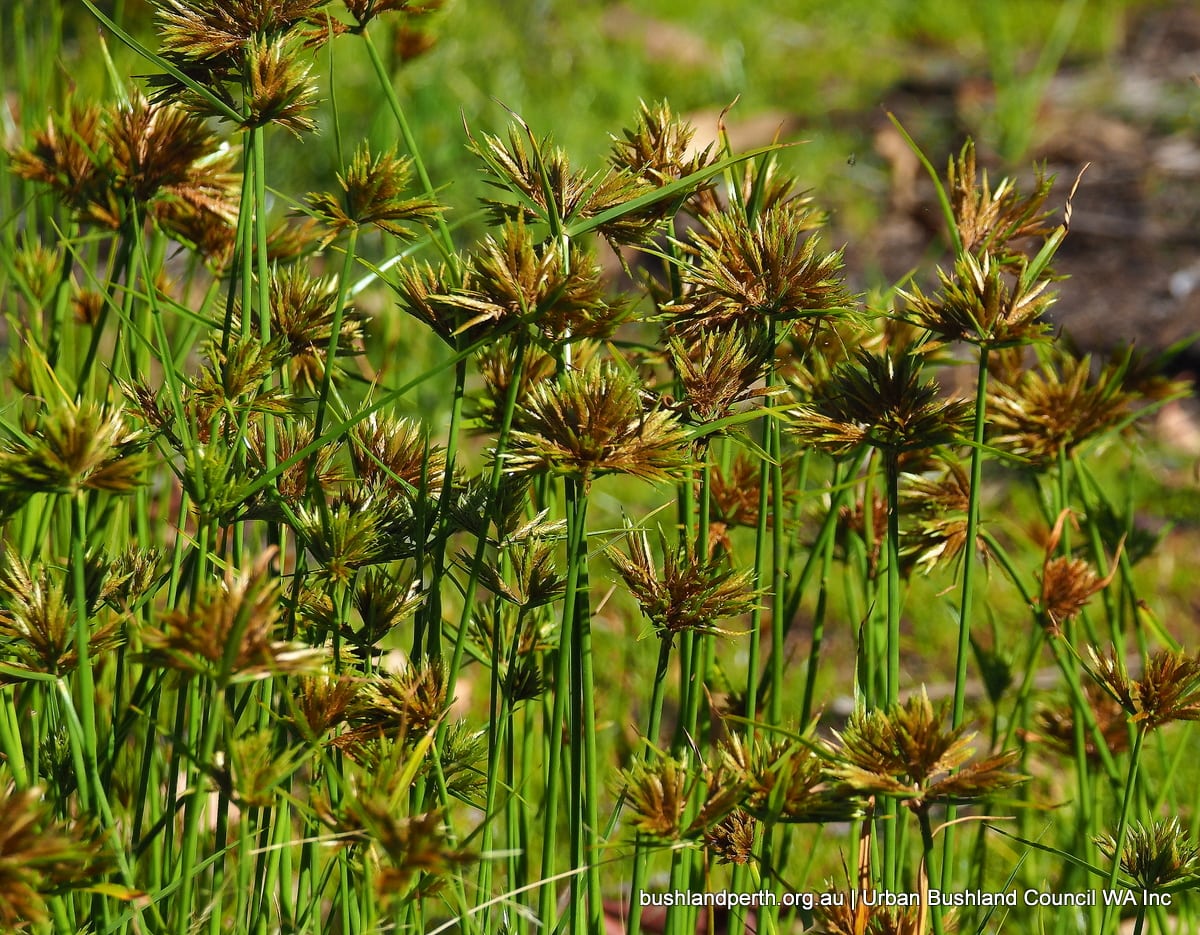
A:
901,461,979,574
0,783,102,929
826,689,1025,811
720,732,864,825
666,200,852,338
1096,817,1200,892
791,349,972,458
608,527,756,643
1089,646,1200,731
947,140,1054,263
141,548,326,685
0,400,151,502
900,249,1055,349
668,329,777,424
307,143,442,245
988,344,1154,470
0,556,123,679
343,0,445,31
504,358,691,487
349,414,445,493
468,119,653,244
1033,510,1120,636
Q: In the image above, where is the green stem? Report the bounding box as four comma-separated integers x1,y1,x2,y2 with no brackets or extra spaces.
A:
883,451,902,893
952,348,989,726
173,677,224,935
627,637,673,935
423,355,466,659
942,346,990,890
447,335,527,694
884,452,901,706
311,227,359,449
919,808,946,935
538,475,589,929
360,28,456,266
1100,725,1145,932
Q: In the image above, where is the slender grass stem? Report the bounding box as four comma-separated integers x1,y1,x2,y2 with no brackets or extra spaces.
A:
538,475,589,930
360,28,456,266
952,349,990,726
1100,725,1145,933
882,452,902,893
626,636,673,935
310,228,359,451
942,347,990,890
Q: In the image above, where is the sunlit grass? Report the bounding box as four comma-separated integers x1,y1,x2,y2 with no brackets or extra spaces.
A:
0,2,1197,934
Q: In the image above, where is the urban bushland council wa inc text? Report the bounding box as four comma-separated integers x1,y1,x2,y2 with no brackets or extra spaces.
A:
637,888,1174,910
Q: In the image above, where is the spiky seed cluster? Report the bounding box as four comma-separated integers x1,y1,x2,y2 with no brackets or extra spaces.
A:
0,556,123,677
343,0,445,31
472,533,565,610
948,141,1054,262
906,250,1056,348
307,144,442,245
1089,647,1200,731
243,36,318,135
471,603,551,705
142,549,325,684
468,122,653,243
242,419,345,519
152,0,325,133
350,414,445,493
709,453,767,534
92,547,163,611
704,809,757,865
1026,682,1131,760
293,494,414,585
0,401,150,501
827,689,1025,810
720,733,864,824
233,266,366,391
175,336,296,439
472,342,558,433
1095,817,1200,891
336,659,450,749
392,260,479,345
156,0,327,59
607,99,716,230
292,672,363,739
610,100,711,187
666,201,851,338
669,330,776,424
472,222,625,344
402,222,623,345
609,528,755,642
222,731,307,807
618,752,742,842
434,722,488,799
366,808,473,905
791,350,972,457
505,358,691,486
9,94,237,243
348,570,421,658
1031,509,1121,635
811,901,929,935
901,461,976,574
900,139,1064,348
987,346,1148,469
619,756,688,839
0,784,100,929
12,239,62,311
1036,561,1116,636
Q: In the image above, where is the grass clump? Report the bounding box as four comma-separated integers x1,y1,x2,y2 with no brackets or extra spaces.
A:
0,3,1197,935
